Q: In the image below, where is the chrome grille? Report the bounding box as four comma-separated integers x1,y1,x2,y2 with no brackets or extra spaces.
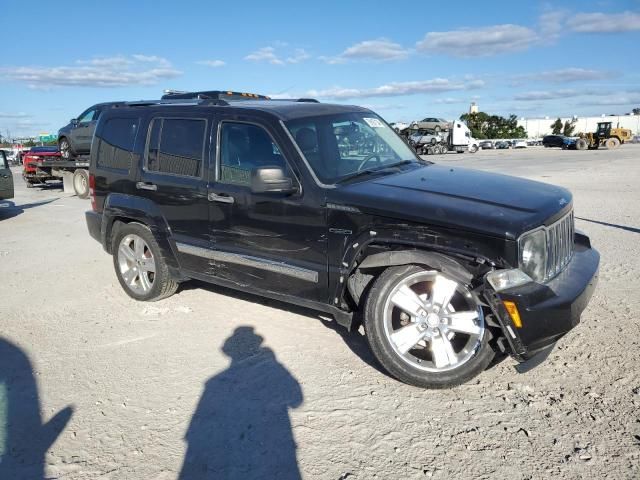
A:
546,210,574,280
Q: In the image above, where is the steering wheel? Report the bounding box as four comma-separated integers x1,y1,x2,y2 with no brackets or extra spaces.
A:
357,154,381,171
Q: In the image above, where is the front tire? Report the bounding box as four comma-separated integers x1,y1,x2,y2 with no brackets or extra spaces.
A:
364,264,494,388
112,223,178,301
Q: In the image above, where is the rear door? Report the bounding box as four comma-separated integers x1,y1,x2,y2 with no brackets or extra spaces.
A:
0,151,13,200
204,117,328,302
136,113,213,274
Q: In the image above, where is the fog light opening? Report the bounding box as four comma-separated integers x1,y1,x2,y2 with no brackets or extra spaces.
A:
503,300,522,328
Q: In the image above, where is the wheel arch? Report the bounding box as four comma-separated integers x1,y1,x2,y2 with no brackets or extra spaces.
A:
345,247,476,307
100,194,181,274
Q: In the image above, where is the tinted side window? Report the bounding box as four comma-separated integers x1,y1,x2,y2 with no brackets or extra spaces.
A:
0,151,7,168
147,118,205,177
78,109,96,123
96,117,139,170
219,122,288,186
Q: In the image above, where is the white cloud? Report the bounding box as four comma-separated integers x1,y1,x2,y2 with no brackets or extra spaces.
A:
306,78,484,100
433,98,465,104
196,60,226,67
286,49,311,64
567,11,640,33
2,55,181,88
538,10,567,41
416,24,537,57
245,46,310,65
577,94,640,106
514,90,580,101
514,68,616,84
322,38,409,64
131,54,172,67
0,112,31,119
245,47,284,65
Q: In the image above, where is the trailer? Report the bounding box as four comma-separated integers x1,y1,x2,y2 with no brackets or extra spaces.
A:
404,120,479,155
27,157,90,198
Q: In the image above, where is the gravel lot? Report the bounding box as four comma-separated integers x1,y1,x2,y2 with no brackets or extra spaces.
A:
1,145,639,479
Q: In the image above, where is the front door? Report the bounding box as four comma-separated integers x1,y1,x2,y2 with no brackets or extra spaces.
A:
135,113,212,274
0,151,14,200
206,118,328,302
71,107,99,153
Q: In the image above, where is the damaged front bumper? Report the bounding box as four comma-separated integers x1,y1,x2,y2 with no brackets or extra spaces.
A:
484,232,599,363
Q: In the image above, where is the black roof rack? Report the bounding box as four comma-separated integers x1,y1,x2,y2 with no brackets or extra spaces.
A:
161,90,270,101
122,98,229,107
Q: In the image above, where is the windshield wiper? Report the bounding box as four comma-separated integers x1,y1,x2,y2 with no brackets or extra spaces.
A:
335,160,415,184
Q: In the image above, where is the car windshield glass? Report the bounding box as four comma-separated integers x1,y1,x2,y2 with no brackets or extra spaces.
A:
286,113,418,184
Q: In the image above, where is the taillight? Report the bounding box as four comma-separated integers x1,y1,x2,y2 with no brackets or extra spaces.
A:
89,173,97,211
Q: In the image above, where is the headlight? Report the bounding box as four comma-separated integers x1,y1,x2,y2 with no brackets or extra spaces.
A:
518,228,547,282
486,269,532,292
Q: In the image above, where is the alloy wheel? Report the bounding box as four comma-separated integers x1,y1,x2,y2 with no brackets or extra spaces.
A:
382,271,484,372
117,234,156,295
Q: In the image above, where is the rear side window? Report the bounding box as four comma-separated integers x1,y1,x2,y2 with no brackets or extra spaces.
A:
146,118,205,177
96,117,139,170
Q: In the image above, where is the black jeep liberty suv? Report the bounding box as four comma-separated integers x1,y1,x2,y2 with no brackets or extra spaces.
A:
85,91,599,388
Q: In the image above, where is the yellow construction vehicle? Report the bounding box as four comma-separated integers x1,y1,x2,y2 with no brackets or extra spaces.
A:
576,122,633,150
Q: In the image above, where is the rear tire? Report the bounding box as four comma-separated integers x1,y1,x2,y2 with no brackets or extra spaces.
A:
59,137,74,160
605,138,617,149
73,169,89,199
364,264,494,388
112,222,179,302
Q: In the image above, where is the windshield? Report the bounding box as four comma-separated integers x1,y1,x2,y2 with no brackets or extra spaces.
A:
286,112,418,184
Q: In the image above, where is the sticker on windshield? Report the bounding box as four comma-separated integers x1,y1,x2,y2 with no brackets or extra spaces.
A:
363,117,385,128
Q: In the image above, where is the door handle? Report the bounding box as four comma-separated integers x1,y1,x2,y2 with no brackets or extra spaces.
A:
136,182,158,191
1,174,9,178
208,192,235,204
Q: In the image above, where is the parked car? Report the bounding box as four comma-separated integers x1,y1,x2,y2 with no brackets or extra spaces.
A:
480,140,494,150
85,93,599,389
542,134,568,148
408,129,444,147
0,150,14,200
630,135,640,144
410,117,451,132
58,102,122,159
22,146,61,187
561,137,577,150
514,140,527,149
495,141,510,149
390,122,410,132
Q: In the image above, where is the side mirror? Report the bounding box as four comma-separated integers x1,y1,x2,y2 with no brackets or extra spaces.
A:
250,166,296,194
70,118,78,126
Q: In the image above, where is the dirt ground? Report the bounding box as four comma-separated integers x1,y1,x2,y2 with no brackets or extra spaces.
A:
1,145,639,479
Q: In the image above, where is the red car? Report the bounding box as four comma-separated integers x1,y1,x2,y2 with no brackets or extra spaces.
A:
22,146,61,187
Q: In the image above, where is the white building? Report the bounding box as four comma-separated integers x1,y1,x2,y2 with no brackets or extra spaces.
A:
517,114,640,138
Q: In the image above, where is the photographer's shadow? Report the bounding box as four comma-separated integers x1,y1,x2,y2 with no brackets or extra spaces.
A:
0,337,73,480
179,326,303,480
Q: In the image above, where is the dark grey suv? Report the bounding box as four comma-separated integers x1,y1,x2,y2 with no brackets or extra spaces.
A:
58,102,121,159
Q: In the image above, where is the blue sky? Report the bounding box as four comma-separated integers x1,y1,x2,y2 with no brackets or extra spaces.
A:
1,0,639,138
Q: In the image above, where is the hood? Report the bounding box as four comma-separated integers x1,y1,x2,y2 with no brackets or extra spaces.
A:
332,164,572,240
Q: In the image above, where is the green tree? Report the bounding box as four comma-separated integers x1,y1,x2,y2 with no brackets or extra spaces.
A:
632,107,640,115
563,119,577,137
460,112,527,139
550,118,563,135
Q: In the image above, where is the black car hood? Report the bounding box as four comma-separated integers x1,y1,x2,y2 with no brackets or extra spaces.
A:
332,164,572,240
